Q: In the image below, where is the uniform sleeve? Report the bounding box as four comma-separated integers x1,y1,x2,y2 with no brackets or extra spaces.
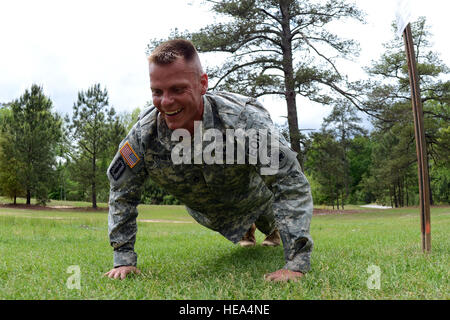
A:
243,100,314,274
106,120,148,268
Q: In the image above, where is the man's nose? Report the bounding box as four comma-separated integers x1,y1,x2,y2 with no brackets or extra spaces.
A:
160,93,174,107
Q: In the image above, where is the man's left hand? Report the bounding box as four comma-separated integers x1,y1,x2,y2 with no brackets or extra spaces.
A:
264,269,304,282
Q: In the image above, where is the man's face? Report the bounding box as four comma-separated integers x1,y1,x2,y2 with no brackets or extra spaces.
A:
149,57,208,133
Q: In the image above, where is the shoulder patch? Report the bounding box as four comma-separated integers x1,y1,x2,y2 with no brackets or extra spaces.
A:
109,157,126,181
120,141,140,168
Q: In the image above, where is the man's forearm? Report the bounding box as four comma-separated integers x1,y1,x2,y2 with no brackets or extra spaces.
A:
269,149,314,274
108,192,140,268
273,188,314,273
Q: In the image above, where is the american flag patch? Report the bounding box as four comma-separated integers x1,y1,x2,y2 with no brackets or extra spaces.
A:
120,141,140,168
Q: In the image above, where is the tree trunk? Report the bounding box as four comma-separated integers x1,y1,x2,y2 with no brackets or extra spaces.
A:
14,194,17,205
336,193,339,210
26,189,31,205
92,153,97,209
393,184,398,208
406,178,409,206
279,1,303,170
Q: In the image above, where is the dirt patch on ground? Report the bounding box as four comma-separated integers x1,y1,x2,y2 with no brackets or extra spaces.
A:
0,203,107,212
313,208,366,216
139,219,192,224
1,203,369,216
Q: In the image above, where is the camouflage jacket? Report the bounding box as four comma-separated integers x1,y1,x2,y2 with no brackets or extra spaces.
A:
107,92,314,273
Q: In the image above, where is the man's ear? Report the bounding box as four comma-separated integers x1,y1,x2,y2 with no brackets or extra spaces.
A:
200,73,208,95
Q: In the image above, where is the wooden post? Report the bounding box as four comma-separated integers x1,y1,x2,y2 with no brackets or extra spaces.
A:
403,23,431,253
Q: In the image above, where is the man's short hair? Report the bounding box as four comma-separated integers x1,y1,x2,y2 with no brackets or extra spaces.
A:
148,39,199,65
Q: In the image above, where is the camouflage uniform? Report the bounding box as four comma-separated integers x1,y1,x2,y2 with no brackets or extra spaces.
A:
107,92,314,273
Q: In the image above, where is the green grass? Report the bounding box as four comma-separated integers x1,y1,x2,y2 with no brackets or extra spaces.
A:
0,199,448,299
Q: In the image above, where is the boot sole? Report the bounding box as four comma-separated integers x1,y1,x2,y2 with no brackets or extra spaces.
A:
239,241,256,247
261,241,280,247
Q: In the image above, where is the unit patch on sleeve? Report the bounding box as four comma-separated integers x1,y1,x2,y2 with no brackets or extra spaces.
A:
109,157,126,181
120,141,141,168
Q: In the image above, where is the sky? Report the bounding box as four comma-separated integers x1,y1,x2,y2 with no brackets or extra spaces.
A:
0,0,448,131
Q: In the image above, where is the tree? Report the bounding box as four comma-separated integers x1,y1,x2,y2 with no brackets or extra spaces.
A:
0,104,24,204
346,135,373,203
67,83,123,208
321,100,367,205
361,17,449,205
305,130,344,209
362,17,449,121
324,102,366,194
148,0,364,169
0,85,62,205
121,107,142,132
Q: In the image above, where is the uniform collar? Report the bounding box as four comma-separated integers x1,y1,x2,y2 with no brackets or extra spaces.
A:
201,95,215,131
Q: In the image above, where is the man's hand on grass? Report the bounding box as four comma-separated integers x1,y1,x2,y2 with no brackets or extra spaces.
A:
103,266,140,280
264,269,304,282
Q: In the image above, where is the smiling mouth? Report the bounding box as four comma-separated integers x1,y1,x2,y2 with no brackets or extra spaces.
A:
165,108,183,116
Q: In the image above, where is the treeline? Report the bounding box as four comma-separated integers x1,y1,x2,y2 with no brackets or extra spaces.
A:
0,84,179,207
302,18,449,208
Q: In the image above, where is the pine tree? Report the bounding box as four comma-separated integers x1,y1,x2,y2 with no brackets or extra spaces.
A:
67,83,120,208
148,0,364,168
1,85,62,205
321,100,367,207
362,17,449,205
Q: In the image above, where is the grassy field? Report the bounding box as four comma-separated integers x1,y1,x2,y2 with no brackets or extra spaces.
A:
0,198,448,300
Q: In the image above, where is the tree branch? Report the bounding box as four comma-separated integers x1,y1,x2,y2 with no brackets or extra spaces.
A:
296,31,342,77
258,8,282,25
211,59,283,89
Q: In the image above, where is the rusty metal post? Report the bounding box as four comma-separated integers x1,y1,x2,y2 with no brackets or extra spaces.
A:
403,23,431,253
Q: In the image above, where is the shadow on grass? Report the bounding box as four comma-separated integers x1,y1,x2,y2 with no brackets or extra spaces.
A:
186,245,286,281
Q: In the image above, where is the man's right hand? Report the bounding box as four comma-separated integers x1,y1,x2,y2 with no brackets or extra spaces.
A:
103,266,141,280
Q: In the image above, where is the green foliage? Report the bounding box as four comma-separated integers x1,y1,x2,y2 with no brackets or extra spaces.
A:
65,84,126,207
0,85,62,205
360,129,418,207
123,107,142,132
162,194,181,205
139,178,179,205
430,162,450,204
306,130,344,208
347,136,374,203
359,17,449,206
0,106,23,202
306,100,368,208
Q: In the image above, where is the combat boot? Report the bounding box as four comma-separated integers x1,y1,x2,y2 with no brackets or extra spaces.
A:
261,229,281,247
238,223,256,247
